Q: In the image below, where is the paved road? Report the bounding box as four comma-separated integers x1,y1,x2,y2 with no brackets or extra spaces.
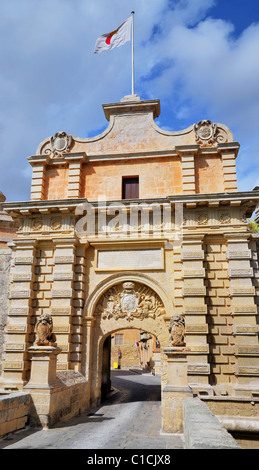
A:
0,370,184,450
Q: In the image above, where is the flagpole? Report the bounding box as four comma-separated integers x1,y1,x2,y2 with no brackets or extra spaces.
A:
131,11,135,95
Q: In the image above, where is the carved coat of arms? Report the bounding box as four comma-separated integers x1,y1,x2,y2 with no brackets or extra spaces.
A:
50,131,73,156
96,282,166,321
194,120,217,145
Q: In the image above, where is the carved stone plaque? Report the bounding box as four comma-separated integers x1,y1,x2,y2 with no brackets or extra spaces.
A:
3,362,23,370
97,249,163,270
229,268,253,278
236,366,259,376
187,364,210,374
227,250,251,259
236,345,259,356
181,251,204,260
14,257,34,265
233,306,257,315
10,290,31,299
5,343,25,351
9,307,29,316
6,325,27,333
231,287,255,296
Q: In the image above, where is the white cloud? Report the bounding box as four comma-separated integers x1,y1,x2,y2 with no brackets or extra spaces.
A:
0,0,258,200
139,11,259,192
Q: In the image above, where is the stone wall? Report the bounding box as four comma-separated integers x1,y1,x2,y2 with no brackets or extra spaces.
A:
0,192,18,377
0,391,31,438
28,371,90,428
205,238,234,391
0,372,90,435
0,248,12,376
202,396,259,433
252,235,259,308
204,234,259,395
183,397,241,448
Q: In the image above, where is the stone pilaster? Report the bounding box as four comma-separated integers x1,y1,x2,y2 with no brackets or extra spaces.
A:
226,233,259,397
64,153,86,199
2,239,38,389
83,317,96,381
28,156,50,201
176,146,199,194
70,244,87,371
173,242,184,315
181,235,212,395
218,143,239,193
51,238,77,371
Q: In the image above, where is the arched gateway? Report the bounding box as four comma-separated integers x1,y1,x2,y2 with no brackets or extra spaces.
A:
1,94,259,434
83,272,172,405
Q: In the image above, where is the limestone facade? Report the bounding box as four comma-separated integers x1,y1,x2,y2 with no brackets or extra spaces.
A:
1,95,259,423
0,192,18,376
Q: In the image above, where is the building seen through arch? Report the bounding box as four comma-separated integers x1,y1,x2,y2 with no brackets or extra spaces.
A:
110,328,160,372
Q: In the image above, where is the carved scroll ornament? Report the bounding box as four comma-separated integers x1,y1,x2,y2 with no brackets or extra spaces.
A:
95,282,166,321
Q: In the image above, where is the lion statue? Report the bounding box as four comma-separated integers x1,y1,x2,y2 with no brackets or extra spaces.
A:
34,313,57,346
168,314,186,347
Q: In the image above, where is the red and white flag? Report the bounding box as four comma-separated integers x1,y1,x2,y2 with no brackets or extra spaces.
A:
94,16,132,54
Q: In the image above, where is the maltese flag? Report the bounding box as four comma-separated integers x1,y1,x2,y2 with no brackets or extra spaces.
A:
94,16,132,54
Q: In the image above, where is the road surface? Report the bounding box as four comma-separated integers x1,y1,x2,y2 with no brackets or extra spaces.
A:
0,370,184,450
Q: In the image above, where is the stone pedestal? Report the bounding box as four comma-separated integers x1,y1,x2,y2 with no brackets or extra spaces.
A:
161,347,193,434
24,346,62,390
24,346,62,428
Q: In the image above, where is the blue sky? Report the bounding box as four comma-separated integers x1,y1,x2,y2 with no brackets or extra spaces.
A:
1,0,259,201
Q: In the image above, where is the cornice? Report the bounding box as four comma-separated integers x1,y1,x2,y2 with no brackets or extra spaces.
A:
28,142,241,167
167,190,259,205
3,190,259,218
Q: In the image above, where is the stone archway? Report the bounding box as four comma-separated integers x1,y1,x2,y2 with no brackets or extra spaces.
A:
100,326,161,402
83,272,173,405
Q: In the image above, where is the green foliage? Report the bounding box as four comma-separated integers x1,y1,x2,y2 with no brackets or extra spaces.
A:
248,219,259,233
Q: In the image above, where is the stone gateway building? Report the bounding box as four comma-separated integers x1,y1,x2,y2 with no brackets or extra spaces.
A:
1,94,259,433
